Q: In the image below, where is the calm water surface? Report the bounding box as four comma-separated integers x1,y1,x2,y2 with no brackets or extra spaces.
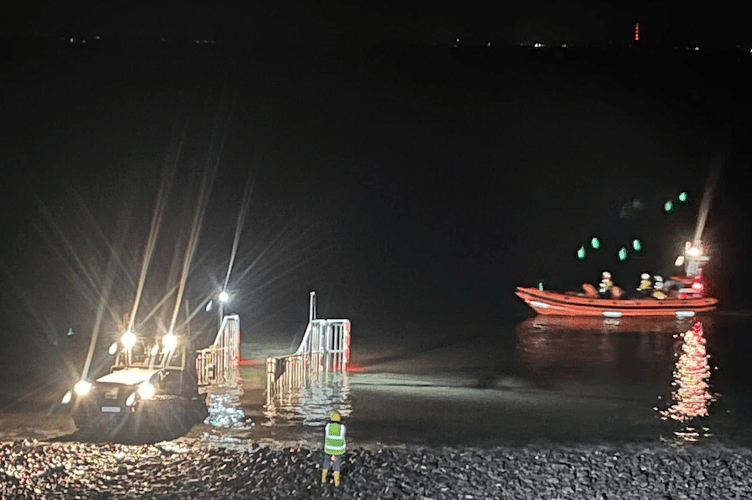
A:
238,313,752,449
2,314,750,450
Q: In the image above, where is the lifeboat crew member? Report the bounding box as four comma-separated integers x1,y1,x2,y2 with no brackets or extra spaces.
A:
321,411,346,486
652,275,666,300
599,271,614,297
636,273,652,296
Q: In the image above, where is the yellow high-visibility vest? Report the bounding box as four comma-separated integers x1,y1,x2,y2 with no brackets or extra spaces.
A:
324,422,346,455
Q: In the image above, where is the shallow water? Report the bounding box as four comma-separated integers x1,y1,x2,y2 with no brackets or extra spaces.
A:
2,313,751,450
184,313,752,450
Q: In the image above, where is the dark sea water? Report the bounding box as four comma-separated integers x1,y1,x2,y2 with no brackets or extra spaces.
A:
240,311,752,450
1,308,751,452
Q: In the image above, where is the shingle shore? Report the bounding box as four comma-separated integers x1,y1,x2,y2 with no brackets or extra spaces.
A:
1,439,751,499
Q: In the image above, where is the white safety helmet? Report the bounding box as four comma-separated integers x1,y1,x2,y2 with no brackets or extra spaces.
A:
641,273,650,280
654,275,663,281
602,271,611,279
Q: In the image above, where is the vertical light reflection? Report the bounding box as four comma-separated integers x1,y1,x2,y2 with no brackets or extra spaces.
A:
204,384,248,429
263,371,352,427
658,321,717,443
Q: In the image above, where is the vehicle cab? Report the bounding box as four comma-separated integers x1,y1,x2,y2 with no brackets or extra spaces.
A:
62,330,205,432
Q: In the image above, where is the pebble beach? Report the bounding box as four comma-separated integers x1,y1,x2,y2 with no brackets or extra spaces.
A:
2,439,751,499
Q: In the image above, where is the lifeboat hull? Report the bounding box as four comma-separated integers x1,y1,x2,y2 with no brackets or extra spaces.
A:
515,286,717,317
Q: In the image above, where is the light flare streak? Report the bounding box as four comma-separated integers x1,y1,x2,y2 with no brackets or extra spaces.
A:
127,120,184,333
168,87,235,335
223,162,258,294
692,154,723,243
28,195,123,380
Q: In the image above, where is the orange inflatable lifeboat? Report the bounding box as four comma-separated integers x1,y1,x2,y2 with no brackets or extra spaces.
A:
517,238,718,318
515,286,717,318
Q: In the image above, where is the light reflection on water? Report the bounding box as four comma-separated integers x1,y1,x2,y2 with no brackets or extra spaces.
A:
188,314,751,448
204,384,253,430
515,316,720,445
657,321,718,444
515,316,697,380
263,371,352,427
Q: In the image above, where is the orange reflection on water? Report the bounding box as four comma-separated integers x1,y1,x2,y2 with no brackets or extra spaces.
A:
656,321,719,444
659,321,716,423
515,316,686,388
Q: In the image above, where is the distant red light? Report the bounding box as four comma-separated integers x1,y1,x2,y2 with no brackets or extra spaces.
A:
239,358,263,365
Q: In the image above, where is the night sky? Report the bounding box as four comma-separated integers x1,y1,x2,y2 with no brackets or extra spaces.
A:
6,1,752,48
2,2,752,377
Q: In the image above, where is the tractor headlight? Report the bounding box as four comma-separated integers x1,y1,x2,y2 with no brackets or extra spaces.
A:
162,333,178,352
138,382,155,400
121,331,137,349
125,392,136,407
74,380,92,396
61,390,73,404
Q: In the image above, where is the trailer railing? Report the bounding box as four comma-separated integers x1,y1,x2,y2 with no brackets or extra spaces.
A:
197,314,240,386
266,292,351,403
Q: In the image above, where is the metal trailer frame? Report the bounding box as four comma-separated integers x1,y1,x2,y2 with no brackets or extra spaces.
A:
266,292,351,400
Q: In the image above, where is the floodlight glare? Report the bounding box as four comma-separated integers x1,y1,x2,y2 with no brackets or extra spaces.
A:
74,380,92,396
121,331,137,349
138,382,156,400
162,333,178,352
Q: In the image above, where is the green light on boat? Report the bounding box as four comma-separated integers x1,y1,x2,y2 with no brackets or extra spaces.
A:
591,237,600,249
538,282,544,290
664,201,673,212
632,239,641,251
679,192,688,202
618,247,627,261
577,246,586,259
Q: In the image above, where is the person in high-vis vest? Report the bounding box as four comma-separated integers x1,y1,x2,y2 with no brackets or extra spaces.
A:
599,271,614,297
321,410,346,486
652,275,666,300
636,273,652,296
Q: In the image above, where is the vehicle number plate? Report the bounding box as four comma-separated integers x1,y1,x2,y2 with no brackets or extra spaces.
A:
101,406,121,413
105,391,118,399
